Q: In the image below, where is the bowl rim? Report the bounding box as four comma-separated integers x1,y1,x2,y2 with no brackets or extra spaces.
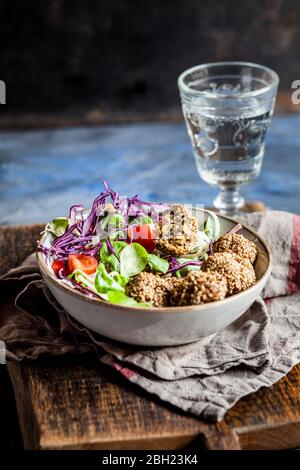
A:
37,211,272,315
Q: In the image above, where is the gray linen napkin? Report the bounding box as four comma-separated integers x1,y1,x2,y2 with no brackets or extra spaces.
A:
1,210,300,421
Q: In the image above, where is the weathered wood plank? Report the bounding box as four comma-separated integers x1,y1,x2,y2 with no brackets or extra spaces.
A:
8,358,210,450
7,357,300,450
3,222,300,450
0,224,44,275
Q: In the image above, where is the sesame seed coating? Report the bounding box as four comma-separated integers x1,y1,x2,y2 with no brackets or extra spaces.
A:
169,276,184,291
239,257,255,271
169,270,227,306
125,272,173,307
213,233,257,264
202,252,256,295
156,205,199,257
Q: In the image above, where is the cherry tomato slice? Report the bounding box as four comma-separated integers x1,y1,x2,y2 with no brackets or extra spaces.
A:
68,254,98,275
127,224,157,253
52,259,67,277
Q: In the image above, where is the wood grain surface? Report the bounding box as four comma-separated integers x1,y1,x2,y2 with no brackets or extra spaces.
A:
2,225,300,450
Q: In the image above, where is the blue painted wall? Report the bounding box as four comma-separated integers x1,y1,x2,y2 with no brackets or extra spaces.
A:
1,115,300,224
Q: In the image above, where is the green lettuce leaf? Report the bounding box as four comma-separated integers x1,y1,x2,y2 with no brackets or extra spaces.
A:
120,242,149,277
147,253,169,273
107,291,151,308
175,258,202,277
100,240,127,272
68,269,97,293
95,264,128,294
203,211,220,240
204,216,214,239
130,215,154,225
100,213,125,230
98,213,126,240
46,217,68,237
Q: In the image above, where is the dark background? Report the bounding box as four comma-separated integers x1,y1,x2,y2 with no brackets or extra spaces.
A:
1,0,300,127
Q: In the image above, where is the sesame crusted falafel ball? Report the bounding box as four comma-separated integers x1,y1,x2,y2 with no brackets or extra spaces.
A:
239,257,256,271
202,252,256,295
169,276,184,291
156,204,199,257
125,272,173,307
213,233,257,264
169,270,227,306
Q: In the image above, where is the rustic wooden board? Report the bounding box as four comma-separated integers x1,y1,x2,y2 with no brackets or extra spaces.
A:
7,358,300,450
2,225,300,450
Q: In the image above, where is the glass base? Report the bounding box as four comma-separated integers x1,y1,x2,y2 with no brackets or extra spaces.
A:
213,188,245,216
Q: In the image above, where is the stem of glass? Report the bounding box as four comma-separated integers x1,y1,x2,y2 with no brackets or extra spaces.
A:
213,187,245,215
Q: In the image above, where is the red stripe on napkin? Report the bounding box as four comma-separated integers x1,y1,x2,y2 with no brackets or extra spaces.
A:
111,360,136,379
287,215,300,294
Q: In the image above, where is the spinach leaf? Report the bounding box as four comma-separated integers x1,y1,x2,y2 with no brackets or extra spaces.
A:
203,211,220,240
120,242,148,277
95,264,128,294
107,291,151,308
100,240,127,272
46,217,68,237
204,216,214,239
175,258,202,277
68,269,97,293
130,215,154,225
98,213,126,240
100,213,125,230
147,254,169,273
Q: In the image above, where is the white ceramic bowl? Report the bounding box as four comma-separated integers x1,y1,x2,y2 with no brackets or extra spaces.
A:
37,211,272,346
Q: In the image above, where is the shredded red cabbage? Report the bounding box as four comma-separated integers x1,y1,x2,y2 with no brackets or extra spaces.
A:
103,180,121,208
57,266,68,279
81,191,110,237
127,195,169,208
166,258,203,275
66,278,98,298
83,241,103,258
81,181,125,237
41,182,204,285
68,204,84,225
37,245,49,256
106,238,120,261
125,195,170,223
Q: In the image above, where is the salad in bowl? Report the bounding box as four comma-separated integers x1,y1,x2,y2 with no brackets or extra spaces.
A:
37,182,271,345
38,181,258,308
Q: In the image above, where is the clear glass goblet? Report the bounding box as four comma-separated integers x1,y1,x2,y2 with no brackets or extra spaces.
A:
178,62,279,215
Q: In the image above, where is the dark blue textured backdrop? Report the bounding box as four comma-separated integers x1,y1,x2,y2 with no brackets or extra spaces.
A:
1,114,299,224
